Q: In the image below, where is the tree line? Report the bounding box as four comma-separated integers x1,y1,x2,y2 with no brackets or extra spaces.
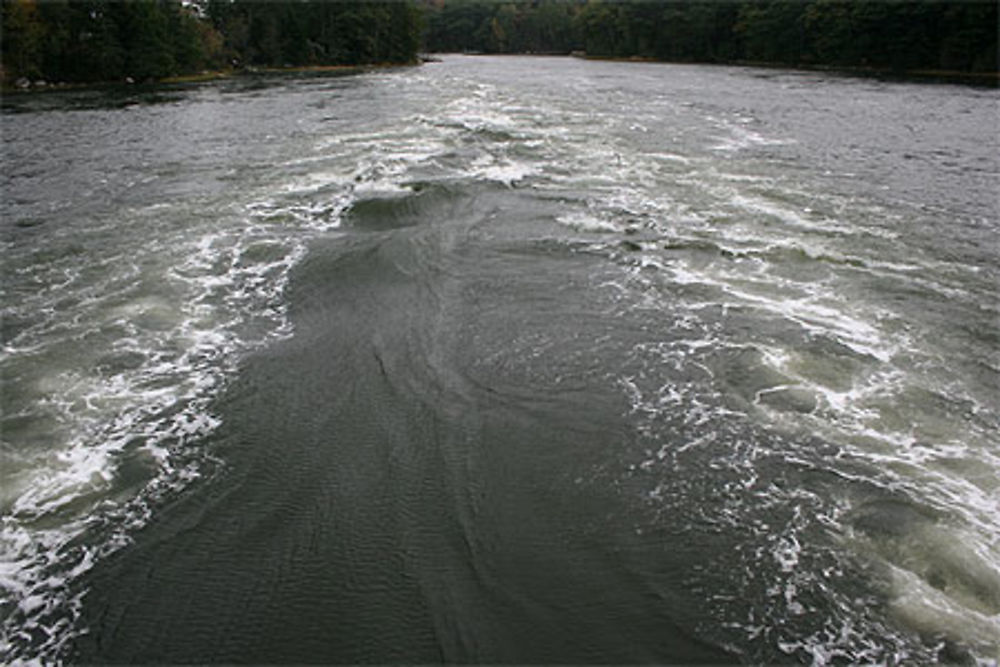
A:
4,1,996,86
424,0,998,75
1,0,424,86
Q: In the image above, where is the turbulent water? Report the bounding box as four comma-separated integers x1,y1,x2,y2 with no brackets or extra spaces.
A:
2,56,998,664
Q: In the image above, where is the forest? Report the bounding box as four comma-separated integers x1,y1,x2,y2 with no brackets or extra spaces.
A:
424,0,998,75
1,0,424,85
2,0,997,87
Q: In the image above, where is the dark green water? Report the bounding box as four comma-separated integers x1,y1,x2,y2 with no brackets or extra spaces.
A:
2,56,998,664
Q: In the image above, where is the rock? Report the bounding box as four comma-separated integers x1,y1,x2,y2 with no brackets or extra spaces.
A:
33,80,47,88
125,76,135,84
15,77,30,89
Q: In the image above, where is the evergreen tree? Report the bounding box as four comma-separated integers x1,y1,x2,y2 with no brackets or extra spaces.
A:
2,0,422,85
4,0,996,86
2,0,46,80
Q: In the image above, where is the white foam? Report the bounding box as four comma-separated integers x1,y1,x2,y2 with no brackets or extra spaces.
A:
773,534,802,573
556,211,619,234
648,152,692,165
730,193,852,236
705,112,796,153
0,189,348,661
889,565,1000,656
470,158,538,186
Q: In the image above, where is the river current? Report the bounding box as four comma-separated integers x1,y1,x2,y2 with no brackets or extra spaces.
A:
2,56,998,664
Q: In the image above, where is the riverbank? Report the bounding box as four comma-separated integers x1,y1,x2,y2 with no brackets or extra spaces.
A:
162,62,419,85
570,52,999,87
1,61,422,95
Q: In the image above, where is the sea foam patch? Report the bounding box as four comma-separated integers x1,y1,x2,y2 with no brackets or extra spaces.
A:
0,189,351,661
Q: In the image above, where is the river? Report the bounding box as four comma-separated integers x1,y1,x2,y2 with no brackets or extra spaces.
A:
2,55,998,664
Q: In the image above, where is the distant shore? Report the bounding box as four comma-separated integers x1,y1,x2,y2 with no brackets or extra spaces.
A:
422,51,998,88
162,61,421,84
2,61,422,95
5,54,995,95
431,51,1000,87
568,52,999,87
